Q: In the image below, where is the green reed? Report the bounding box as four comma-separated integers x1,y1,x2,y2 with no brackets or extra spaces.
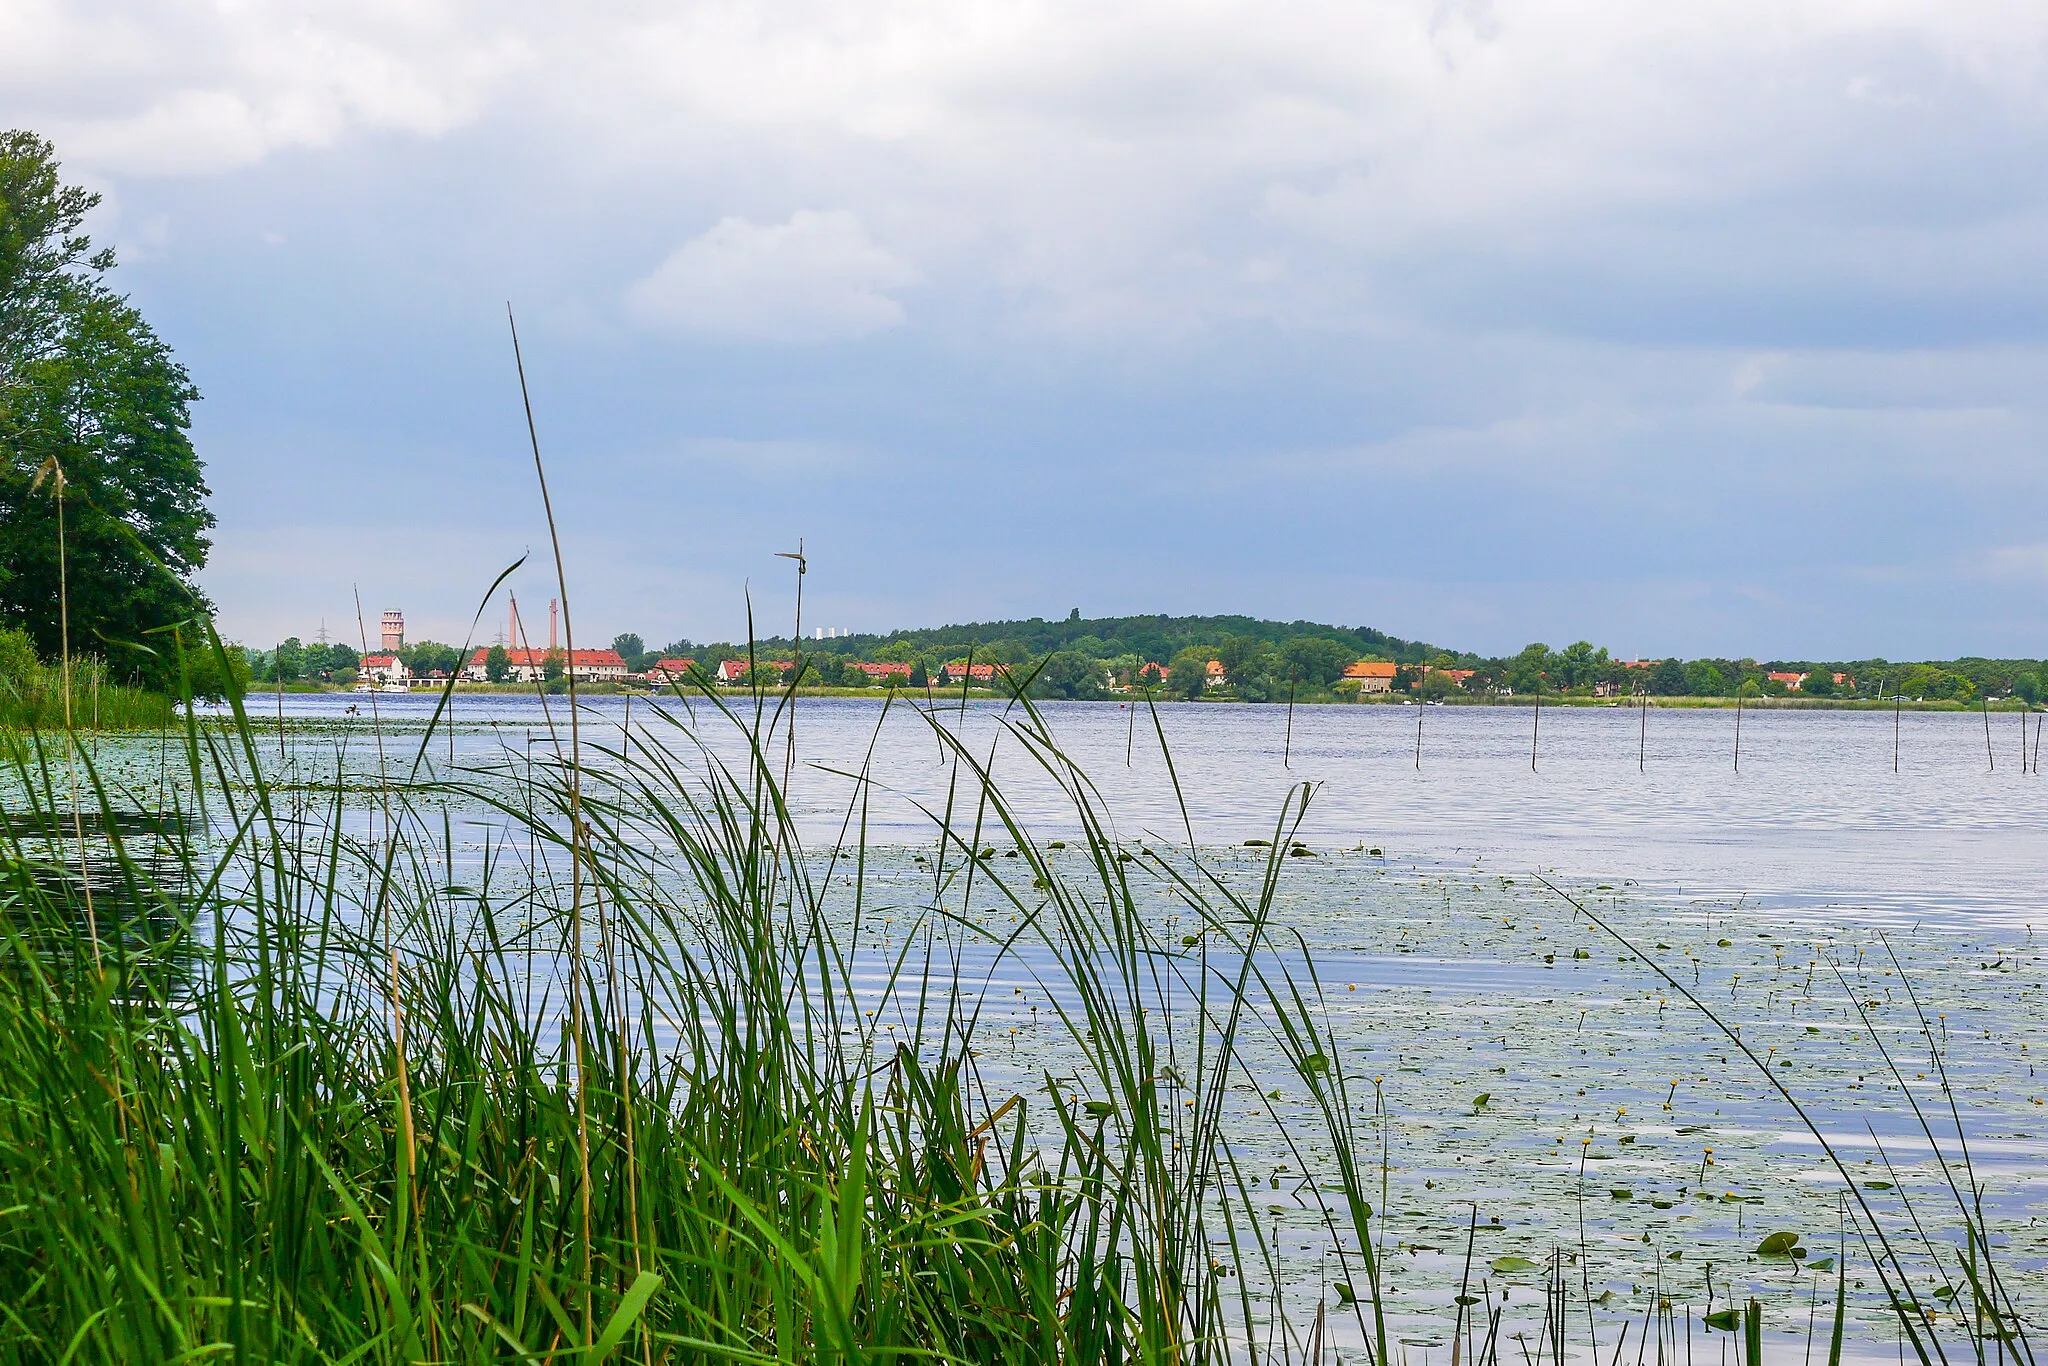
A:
0,634,1392,1364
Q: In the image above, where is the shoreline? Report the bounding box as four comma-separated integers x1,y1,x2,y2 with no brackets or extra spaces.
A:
248,682,2032,713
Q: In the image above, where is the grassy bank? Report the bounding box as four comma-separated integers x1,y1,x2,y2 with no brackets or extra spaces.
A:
0,675,2026,1361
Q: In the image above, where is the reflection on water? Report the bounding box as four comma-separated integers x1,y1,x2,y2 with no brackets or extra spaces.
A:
0,803,196,1002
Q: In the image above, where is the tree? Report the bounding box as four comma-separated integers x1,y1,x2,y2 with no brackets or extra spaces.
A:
263,637,305,683
1278,636,1354,688
1800,667,1836,697
1166,646,1211,701
1508,643,1551,695
1685,662,1726,697
1649,659,1687,696
542,649,565,681
908,659,928,689
0,132,213,688
484,645,511,682
1553,641,1607,691
612,632,644,660
1032,651,1108,700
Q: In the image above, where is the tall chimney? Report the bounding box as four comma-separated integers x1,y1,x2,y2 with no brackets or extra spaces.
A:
508,595,519,649
549,599,559,651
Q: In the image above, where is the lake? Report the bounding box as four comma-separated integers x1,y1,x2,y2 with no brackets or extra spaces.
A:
159,692,2048,1353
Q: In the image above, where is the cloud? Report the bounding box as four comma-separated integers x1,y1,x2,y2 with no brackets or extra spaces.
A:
0,0,526,175
625,211,916,342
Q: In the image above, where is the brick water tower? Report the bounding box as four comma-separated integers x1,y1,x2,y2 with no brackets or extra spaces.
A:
381,611,405,652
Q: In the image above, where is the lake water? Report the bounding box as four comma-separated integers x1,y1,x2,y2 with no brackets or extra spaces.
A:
165,692,2048,1354
230,692,2048,923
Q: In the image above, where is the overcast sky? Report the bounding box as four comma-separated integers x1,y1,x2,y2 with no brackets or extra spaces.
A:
8,1,2048,659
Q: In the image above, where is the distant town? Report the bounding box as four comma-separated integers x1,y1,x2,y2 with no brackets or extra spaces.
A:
247,603,2045,706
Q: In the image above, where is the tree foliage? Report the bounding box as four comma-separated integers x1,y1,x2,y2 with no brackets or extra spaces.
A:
0,131,212,688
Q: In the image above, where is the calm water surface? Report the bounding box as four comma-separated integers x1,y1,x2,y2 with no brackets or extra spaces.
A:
245,692,2048,923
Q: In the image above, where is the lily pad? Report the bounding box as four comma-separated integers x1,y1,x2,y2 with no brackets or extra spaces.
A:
1756,1231,1800,1256
1490,1255,1539,1274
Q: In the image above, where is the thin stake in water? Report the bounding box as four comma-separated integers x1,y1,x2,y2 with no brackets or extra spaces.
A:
1735,692,1743,773
1639,687,1647,773
776,540,806,791
1415,695,1423,770
1983,696,1995,773
1895,688,1902,773
1531,693,1541,772
1284,677,1296,768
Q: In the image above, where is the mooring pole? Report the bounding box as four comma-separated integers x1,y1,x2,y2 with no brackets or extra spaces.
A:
1531,694,1541,772
1734,693,1743,773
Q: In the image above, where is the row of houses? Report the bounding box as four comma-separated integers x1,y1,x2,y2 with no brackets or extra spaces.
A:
356,648,1438,694
355,648,635,687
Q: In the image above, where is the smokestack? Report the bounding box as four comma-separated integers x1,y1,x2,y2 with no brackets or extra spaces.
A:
549,599,558,651
508,595,519,649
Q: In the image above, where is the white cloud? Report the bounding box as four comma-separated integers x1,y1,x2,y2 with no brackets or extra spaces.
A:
625,211,916,342
9,1,2048,337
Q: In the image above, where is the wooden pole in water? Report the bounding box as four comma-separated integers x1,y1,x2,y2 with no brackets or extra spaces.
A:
1894,689,1901,773
1983,696,1995,773
1734,692,1743,773
1530,693,1540,772
1283,678,1296,769
275,640,286,762
1415,698,1423,771
1639,689,1647,773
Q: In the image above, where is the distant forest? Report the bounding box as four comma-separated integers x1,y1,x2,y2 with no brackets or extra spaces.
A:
626,611,2043,704
248,610,2047,705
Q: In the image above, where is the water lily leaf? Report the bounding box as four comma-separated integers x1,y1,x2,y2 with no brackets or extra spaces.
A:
1805,1257,1835,1272
1609,1189,1633,1200
1300,1053,1330,1075
1334,1282,1357,1304
1181,934,1200,947
1472,1093,1491,1109
1454,1294,1480,1306
1703,1309,1741,1332
1082,1101,1115,1119
1756,1231,1800,1256
1245,839,1271,847
1863,1181,1893,1191
1490,1256,1538,1274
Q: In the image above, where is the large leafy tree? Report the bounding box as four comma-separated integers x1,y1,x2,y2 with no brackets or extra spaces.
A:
0,131,212,688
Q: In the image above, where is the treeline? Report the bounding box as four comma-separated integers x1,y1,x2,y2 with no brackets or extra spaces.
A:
1401,644,2036,703
629,611,1443,701
630,614,1449,700
627,616,2048,704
